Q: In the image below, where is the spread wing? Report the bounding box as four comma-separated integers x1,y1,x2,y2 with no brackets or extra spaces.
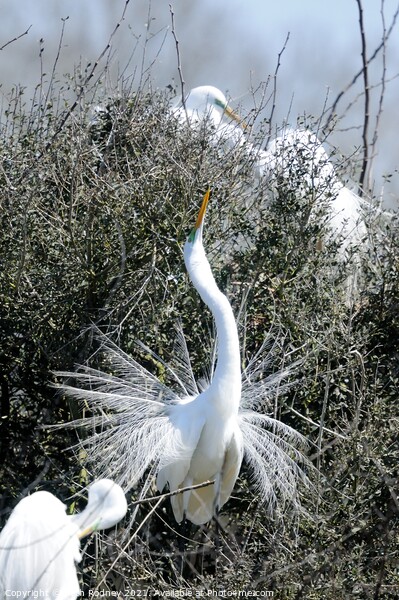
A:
157,401,207,523
180,425,244,526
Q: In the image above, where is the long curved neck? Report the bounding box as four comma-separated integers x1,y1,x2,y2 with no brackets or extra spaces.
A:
184,241,241,394
71,503,99,531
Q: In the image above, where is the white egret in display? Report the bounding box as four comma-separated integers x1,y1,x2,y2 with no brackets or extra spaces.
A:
0,479,127,598
57,190,308,525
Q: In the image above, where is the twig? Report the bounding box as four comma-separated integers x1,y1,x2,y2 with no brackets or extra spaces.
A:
317,354,331,475
355,0,370,196
38,38,45,124
360,438,399,600
130,479,215,507
96,497,163,589
44,17,69,110
288,405,347,440
323,2,399,134
96,480,214,589
266,32,290,148
169,3,185,108
351,348,365,432
368,0,388,192
0,25,32,51
135,4,169,93
47,0,131,149
14,194,32,293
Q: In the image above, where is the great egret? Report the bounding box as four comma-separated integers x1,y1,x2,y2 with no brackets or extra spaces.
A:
172,87,368,261
256,128,367,253
172,85,242,126
0,479,127,598
172,85,246,148
57,190,308,525
256,127,372,299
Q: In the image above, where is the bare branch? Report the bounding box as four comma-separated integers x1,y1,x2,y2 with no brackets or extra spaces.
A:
0,25,32,51
323,2,399,134
44,17,69,109
355,0,370,195
265,32,290,148
95,497,164,589
96,481,215,588
169,3,186,108
130,479,215,507
47,0,131,149
368,0,388,192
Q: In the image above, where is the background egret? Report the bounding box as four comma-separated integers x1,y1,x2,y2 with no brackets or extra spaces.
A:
171,86,381,299
0,479,127,598
256,128,368,249
172,85,242,127
57,190,308,525
171,85,246,151
172,87,368,238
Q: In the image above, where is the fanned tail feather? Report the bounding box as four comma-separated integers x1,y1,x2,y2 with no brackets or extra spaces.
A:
239,411,310,513
55,329,311,521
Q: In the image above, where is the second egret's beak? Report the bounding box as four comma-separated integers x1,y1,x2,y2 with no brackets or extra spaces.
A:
188,189,211,243
224,105,247,129
78,521,99,539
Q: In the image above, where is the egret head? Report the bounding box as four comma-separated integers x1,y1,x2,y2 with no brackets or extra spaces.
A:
185,86,243,126
78,479,127,538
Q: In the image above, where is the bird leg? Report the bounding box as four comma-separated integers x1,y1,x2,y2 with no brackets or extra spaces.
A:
212,470,223,571
212,471,222,518
182,476,193,521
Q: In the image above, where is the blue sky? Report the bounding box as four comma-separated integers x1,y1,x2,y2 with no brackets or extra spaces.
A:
1,0,398,203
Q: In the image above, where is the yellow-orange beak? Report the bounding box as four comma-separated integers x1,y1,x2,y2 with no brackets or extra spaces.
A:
194,188,211,230
78,522,98,539
188,189,211,243
224,105,247,129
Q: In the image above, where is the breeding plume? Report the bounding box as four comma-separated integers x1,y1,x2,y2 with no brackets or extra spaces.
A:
0,479,127,598
57,191,308,525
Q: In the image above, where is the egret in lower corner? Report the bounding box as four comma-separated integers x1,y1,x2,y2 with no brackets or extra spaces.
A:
0,479,127,598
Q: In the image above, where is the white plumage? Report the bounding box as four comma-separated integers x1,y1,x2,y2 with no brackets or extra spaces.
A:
57,190,308,525
0,479,127,598
172,87,369,268
171,85,246,148
256,128,367,254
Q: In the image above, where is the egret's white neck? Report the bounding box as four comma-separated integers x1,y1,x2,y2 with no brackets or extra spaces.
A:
184,237,241,401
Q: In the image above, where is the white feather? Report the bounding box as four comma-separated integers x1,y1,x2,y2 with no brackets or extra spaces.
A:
56,192,309,525
0,480,126,598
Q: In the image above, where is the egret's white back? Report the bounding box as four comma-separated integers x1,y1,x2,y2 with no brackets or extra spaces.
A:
0,492,81,599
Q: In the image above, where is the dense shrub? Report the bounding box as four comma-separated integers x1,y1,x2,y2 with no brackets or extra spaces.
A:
0,77,398,597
